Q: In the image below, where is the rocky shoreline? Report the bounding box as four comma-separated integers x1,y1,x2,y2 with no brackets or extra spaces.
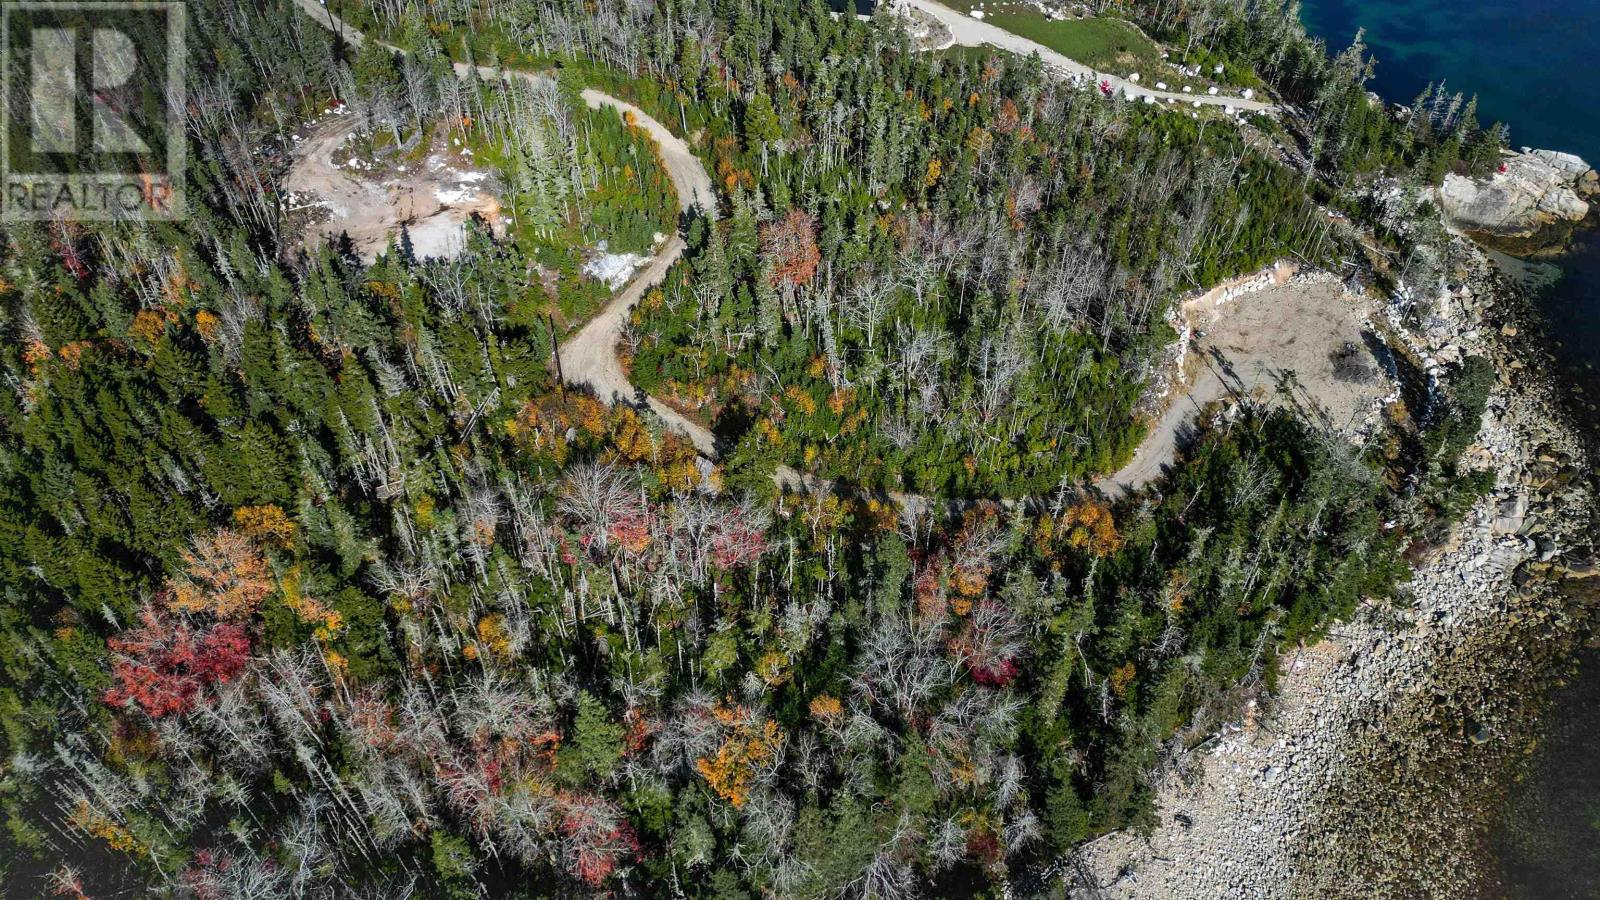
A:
1439,149,1600,256
1064,235,1599,897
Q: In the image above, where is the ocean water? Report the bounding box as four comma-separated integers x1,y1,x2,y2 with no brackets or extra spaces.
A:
1300,0,1600,164
1488,649,1600,899
1299,4,1600,895
1301,0,1600,386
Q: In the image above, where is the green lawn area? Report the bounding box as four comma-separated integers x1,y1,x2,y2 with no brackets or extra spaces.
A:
937,2,1263,88
941,3,1165,74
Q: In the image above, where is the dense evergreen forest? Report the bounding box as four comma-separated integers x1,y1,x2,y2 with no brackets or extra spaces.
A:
0,0,1493,896
1102,0,1509,181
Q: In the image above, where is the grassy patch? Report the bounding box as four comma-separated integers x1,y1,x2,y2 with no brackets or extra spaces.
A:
938,1,1263,88
943,3,1163,72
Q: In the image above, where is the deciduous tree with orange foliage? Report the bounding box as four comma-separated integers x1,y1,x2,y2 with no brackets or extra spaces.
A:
694,704,783,808
166,528,275,619
760,209,820,296
1060,500,1126,558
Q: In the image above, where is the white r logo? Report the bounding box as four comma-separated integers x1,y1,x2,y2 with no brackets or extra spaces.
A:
30,26,150,155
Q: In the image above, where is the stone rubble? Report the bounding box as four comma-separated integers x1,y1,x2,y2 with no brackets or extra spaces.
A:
1061,242,1597,899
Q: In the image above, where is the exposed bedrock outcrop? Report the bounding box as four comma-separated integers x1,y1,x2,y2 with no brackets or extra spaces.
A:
1438,149,1598,255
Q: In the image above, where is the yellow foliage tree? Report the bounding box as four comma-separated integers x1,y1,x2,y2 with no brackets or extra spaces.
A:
755,649,789,686
808,694,842,721
965,125,993,156
194,310,221,342
695,708,783,808
657,455,702,494
71,801,145,857
130,309,170,345
166,528,274,619
608,406,657,463
476,613,514,662
233,504,296,548
1061,501,1125,558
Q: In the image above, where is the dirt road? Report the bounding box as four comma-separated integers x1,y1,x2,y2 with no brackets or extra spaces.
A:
1093,368,1231,495
897,0,1277,115
296,0,1346,508
291,0,717,453
555,85,716,455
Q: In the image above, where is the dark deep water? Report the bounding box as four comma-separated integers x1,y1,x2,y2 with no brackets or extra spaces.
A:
827,0,877,15
1299,0,1600,163
1300,0,1600,385
1489,649,1600,898
1300,2,1600,896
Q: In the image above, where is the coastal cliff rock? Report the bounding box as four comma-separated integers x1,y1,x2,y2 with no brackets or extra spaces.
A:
1438,149,1597,254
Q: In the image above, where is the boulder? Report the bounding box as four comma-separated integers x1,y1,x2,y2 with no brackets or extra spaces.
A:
1557,561,1600,580
1528,148,1592,181
1438,149,1596,253
1581,168,1600,200
1491,493,1529,534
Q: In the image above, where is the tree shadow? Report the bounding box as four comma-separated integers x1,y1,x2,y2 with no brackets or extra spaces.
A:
712,396,754,452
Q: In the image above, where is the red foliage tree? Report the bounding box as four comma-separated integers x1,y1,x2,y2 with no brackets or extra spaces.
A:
950,600,1024,688
103,606,252,718
710,518,768,570
969,657,1019,687
760,209,820,293
557,793,639,887
178,849,282,900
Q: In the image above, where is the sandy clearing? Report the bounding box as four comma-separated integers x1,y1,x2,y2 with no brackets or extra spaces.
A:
1096,271,1392,495
896,0,1277,114
284,116,503,263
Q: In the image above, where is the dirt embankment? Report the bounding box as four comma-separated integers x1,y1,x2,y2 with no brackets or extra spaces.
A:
285,114,503,263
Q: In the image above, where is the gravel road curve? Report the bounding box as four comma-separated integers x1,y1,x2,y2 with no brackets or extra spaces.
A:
293,0,1278,500
291,0,719,455
898,0,1277,114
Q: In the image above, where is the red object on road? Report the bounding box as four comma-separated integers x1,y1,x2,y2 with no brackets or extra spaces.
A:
1100,79,1112,97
